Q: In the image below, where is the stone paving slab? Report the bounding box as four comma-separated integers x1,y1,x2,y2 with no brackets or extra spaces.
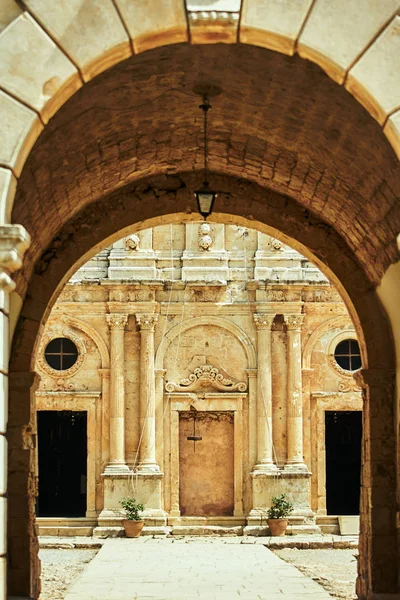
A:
39,534,358,550
64,538,334,599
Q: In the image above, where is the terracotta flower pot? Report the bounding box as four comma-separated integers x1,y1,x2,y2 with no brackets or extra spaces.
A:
267,518,288,537
122,519,145,538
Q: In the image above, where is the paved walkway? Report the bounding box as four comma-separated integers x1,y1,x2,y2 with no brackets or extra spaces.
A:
64,537,333,599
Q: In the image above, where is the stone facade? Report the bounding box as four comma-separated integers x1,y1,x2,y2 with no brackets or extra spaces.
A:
34,223,361,536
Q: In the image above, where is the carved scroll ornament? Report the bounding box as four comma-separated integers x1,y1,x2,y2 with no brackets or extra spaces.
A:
165,364,247,393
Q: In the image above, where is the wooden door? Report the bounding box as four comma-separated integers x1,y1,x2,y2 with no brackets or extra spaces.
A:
179,411,234,516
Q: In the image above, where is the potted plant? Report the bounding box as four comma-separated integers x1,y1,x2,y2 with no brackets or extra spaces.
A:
267,494,294,537
120,497,145,538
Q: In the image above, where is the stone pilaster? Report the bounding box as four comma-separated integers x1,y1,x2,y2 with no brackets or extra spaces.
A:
253,314,277,471
155,369,166,470
0,225,32,598
136,314,160,473
99,368,110,469
245,368,258,476
284,315,308,471
104,314,130,474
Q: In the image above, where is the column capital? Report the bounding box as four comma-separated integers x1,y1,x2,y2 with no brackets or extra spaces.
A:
245,368,257,378
106,314,128,330
136,313,159,332
253,313,275,330
0,224,31,291
99,368,110,379
284,314,304,331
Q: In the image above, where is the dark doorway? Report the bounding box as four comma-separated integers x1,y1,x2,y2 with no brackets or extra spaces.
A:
37,411,87,517
325,410,362,515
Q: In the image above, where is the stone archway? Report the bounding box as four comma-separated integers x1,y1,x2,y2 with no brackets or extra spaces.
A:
0,7,398,598
9,175,397,598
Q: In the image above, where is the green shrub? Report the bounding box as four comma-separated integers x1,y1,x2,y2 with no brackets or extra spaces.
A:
267,494,294,519
120,497,145,521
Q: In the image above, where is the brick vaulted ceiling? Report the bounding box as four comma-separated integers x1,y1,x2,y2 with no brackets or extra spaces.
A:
12,43,400,296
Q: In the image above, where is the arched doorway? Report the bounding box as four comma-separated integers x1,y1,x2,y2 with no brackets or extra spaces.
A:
1,35,398,600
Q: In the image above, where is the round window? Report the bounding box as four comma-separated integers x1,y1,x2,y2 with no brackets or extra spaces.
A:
44,337,79,371
334,339,361,371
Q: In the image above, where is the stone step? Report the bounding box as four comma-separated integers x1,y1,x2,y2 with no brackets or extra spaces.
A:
171,525,243,536
168,516,246,527
37,517,97,527
315,516,340,535
38,526,94,537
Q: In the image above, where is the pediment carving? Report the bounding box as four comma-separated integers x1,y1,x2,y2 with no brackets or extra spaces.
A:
165,365,247,393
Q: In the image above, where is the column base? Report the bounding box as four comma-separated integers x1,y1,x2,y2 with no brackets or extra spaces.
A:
136,462,161,474
283,461,309,473
252,462,279,473
103,462,132,475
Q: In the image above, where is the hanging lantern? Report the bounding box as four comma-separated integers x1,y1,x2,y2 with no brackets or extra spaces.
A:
194,95,218,219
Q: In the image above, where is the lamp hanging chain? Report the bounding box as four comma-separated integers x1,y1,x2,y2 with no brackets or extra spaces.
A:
200,96,211,185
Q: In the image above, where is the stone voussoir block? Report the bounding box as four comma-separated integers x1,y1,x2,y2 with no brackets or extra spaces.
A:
24,0,132,82
0,13,81,123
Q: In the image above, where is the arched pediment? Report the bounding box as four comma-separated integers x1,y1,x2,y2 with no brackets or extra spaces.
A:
165,364,247,393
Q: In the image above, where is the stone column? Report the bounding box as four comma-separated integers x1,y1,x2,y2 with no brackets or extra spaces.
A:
284,315,307,471
104,314,130,473
136,314,160,473
253,314,277,471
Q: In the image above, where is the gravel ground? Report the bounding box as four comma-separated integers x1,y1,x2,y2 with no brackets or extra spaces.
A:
273,548,358,599
39,549,98,600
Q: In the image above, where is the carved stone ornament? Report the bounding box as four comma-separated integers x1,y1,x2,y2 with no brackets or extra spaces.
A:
198,222,213,251
109,288,154,302
267,289,301,302
327,355,362,385
189,287,222,302
36,327,86,379
125,234,140,251
41,379,89,392
136,313,159,331
106,314,128,330
165,364,247,393
0,224,31,292
270,237,283,251
338,380,362,393
190,10,239,23
284,315,305,331
253,313,275,330
268,290,286,302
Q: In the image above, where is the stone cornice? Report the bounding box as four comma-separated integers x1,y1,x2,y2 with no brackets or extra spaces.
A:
36,391,101,398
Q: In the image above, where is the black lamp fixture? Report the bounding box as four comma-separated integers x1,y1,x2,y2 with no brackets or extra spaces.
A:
194,93,218,219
